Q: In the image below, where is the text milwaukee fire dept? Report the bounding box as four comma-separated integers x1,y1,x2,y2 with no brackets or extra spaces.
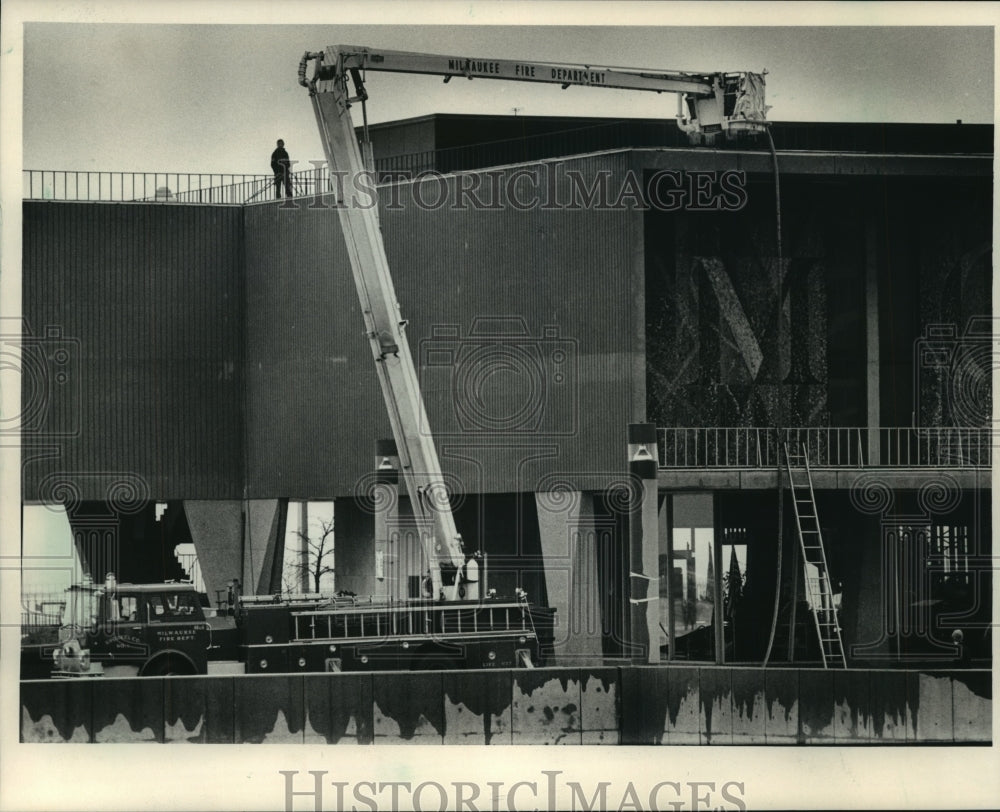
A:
447,58,607,84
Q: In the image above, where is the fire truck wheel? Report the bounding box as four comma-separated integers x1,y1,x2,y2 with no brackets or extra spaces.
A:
141,655,196,677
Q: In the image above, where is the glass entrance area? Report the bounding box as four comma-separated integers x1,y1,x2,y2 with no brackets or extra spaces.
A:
660,493,718,661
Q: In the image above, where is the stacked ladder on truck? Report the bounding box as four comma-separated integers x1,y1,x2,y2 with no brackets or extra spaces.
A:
781,441,847,669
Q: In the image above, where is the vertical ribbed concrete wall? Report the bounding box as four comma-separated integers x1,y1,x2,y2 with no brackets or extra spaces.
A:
21,202,245,501
242,153,641,498
22,178,640,502
23,165,991,502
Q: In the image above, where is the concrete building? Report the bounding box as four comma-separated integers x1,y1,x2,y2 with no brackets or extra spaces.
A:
21,116,992,669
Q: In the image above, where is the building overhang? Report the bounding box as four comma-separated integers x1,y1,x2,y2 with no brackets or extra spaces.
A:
633,147,991,178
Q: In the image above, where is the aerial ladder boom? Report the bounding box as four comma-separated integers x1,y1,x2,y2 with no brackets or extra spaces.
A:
298,46,767,602
301,52,468,602
301,45,768,143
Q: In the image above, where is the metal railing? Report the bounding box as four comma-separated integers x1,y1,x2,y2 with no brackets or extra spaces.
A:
23,170,279,204
23,167,366,205
23,119,993,204
291,600,529,643
657,426,992,468
21,121,682,204
21,592,66,631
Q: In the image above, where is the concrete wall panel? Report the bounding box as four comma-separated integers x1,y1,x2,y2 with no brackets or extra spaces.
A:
699,667,733,744
20,666,990,745
512,669,582,745
619,667,666,744
799,669,837,742
20,680,91,743
731,668,766,742
763,669,798,743
234,674,305,743
664,666,702,744
580,668,619,744
164,676,235,744
372,672,445,743
833,670,872,742
910,671,954,742
92,678,164,743
443,670,513,745
869,671,911,741
952,672,991,742
303,673,373,744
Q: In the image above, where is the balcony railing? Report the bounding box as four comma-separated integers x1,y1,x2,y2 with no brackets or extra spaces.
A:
657,427,992,469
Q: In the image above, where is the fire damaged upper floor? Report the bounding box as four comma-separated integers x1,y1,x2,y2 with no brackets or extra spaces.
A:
19,117,993,502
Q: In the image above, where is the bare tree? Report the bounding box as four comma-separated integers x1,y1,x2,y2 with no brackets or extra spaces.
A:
284,517,336,594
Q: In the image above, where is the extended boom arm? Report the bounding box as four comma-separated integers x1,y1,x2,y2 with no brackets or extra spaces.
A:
300,45,767,141
298,45,766,602
302,49,471,601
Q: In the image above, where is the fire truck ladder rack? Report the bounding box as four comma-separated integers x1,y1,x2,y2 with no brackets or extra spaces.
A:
290,601,533,645
781,441,847,669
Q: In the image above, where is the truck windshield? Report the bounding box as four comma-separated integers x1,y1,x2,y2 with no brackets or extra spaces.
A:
146,592,200,622
112,595,139,622
60,586,99,629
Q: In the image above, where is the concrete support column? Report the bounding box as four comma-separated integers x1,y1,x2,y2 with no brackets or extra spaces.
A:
628,422,660,664
298,501,310,593
660,494,675,661
242,499,283,596
535,490,602,665
866,215,881,464
184,500,242,606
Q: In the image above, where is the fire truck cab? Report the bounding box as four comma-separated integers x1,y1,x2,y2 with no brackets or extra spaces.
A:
53,577,217,678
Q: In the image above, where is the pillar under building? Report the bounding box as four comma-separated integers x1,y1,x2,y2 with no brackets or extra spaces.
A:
535,490,603,665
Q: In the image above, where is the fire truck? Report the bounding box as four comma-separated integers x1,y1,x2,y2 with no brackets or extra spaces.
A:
31,47,765,679
29,574,552,678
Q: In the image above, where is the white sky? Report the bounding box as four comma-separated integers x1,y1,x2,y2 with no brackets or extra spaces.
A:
20,22,994,176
